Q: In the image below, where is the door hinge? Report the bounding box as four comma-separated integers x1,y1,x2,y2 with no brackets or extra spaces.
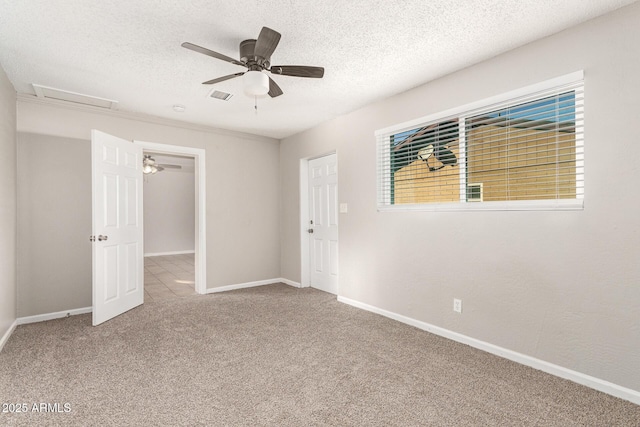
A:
89,235,96,242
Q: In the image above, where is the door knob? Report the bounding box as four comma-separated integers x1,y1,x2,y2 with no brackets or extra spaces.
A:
98,235,108,241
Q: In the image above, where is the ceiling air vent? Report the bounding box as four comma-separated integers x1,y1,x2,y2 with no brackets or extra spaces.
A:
209,90,233,101
32,84,118,109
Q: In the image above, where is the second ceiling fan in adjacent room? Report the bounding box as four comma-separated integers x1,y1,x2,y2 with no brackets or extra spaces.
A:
143,154,182,175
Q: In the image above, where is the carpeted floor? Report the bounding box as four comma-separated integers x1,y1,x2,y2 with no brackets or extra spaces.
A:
1,284,638,426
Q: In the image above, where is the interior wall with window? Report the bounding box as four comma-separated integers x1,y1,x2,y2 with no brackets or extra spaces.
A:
16,100,281,316
0,63,17,343
280,2,640,393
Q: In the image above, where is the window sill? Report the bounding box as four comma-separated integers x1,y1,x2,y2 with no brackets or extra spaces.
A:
378,199,584,212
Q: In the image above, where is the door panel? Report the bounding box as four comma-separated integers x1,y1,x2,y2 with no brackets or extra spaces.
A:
104,174,118,226
328,182,338,226
92,130,144,325
103,245,119,302
312,185,323,226
125,242,138,293
308,154,338,294
330,240,338,276
124,176,138,226
314,239,323,272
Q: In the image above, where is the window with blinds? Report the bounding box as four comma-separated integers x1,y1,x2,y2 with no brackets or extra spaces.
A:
376,73,584,210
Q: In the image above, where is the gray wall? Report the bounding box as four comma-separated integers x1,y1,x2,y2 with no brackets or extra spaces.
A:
143,166,195,255
16,100,281,316
0,64,17,341
17,134,91,316
280,3,640,392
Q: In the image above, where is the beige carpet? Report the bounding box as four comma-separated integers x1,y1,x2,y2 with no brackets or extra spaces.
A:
1,284,638,426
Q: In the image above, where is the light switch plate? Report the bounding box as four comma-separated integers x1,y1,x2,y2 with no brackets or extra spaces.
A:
339,203,348,213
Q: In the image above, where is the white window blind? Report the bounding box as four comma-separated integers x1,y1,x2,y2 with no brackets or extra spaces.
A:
376,73,584,211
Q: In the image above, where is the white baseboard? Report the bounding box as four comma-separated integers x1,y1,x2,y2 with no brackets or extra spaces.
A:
279,278,302,288
0,320,18,353
206,278,302,294
17,307,92,326
337,295,640,406
144,250,195,257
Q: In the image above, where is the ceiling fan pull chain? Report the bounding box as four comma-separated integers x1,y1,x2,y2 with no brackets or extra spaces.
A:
255,96,258,114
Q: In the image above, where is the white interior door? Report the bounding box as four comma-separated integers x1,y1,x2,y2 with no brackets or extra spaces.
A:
308,154,338,294
92,130,144,325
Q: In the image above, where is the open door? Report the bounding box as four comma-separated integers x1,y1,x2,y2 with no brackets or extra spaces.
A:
91,130,144,325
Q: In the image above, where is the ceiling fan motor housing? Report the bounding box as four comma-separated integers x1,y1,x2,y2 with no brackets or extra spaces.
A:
240,39,270,69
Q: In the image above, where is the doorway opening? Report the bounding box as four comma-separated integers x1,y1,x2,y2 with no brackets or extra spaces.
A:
135,141,207,296
142,152,197,300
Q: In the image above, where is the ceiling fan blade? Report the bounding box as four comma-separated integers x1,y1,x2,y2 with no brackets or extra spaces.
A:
158,164,182,169
254,27,281,59
270,65,324,78
181,42,244,66
268,77,283,98
202,72,245,85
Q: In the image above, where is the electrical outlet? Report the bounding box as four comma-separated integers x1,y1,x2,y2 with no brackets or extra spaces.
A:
453,298,462,313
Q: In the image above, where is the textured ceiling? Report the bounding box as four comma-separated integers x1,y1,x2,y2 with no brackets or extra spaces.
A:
0,0,637,139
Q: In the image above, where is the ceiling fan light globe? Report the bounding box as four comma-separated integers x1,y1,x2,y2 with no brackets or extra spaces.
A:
243,71,269,96
143,164,153,174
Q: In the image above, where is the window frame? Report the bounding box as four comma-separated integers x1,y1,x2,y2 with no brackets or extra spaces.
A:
375,71,584,212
